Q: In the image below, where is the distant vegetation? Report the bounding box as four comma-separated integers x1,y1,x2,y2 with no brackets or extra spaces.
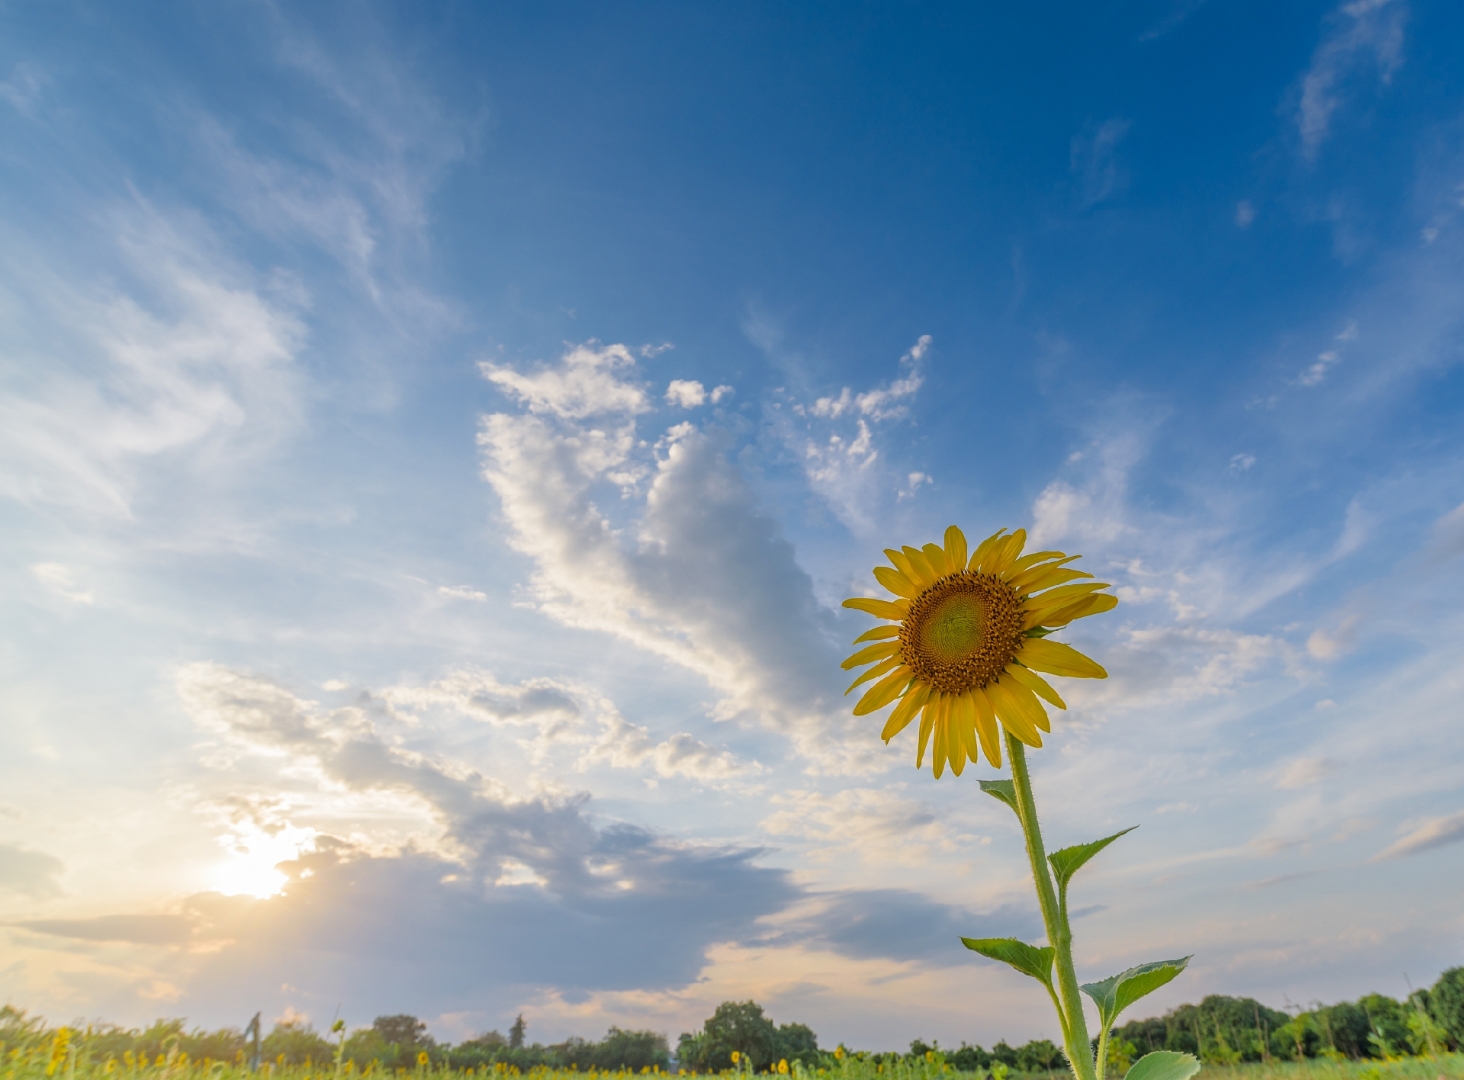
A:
0,967,1460,1077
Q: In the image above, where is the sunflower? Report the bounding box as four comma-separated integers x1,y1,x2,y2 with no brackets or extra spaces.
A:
841,525,1115,777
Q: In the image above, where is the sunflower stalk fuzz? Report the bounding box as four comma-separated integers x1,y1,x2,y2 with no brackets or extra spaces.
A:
841,526,1199,1080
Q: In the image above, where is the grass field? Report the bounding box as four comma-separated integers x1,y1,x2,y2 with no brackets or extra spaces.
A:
4,1040,1462,1080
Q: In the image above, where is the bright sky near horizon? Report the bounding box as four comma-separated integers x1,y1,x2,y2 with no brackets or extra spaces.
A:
2,0,1463,1054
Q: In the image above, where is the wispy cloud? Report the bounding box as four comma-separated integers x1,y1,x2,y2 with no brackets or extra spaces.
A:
1372,809,1464,860
1071,118,1132,208
1294,0,1407,160
0,202,306,520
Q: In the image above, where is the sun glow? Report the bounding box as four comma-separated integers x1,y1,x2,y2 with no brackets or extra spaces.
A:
210,823,316,899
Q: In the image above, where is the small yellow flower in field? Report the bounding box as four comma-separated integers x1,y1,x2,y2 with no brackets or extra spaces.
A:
924,1054,934,1064
730,1054,739,1066
105,1062,118,1074
418,1054,431,1067
777,1062,788,1076
842,525,1114,776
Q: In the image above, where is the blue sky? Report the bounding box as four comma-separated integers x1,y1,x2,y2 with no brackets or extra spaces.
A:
3,0,1464,1053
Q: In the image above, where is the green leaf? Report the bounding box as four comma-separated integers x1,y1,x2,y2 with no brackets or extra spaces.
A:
960,937,1055,988
1024,626,1056,637
1081,957,1192,1029
1124,1052,1200,1080
979,779,1019,815
1048,827,1137,891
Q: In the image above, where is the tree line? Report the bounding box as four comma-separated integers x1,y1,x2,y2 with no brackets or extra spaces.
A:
2,966,1460,1074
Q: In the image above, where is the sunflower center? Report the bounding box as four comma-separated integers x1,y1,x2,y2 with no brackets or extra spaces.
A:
900,572,1024,694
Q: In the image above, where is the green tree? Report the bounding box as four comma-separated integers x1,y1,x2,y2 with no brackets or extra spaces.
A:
261,1021,333,1065
1430,967,1464,1048
989,1041,1019,1069
1359,994,1408,1058
1016,1039,1063,1073
685,1001,779,1072
775,1023,820,1068
949,1043,990,1072
587,1028,670,1071
372,1016,427,1050
509,1016,527,1050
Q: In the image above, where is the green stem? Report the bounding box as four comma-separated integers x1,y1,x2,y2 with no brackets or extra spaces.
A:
1007,732,1096,1080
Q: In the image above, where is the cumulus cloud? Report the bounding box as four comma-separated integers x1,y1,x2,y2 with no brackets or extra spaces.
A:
1372,809,1464,860
11,663,998,1020
478,342,876,772
1294,0,1406,160
662,380,733,409
482,342,649,419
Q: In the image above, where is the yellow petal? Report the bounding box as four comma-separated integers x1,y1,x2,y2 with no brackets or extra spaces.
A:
967,529,1008,571
852,666,912,715
846,655,901,695
873,565,918,599
853,624,901,644
1019,637,1108,679
843,596,910,620
1009,563,1091,595
1005,550,1067,578
972,687,1002,768
1006,663,1066,709
931,696,949,778
985,529,1028,574
841,640,900,670
1025,581,1110,613
922,543,950,578
885,548,921,583
952,692,980,769
948,713,967,777
902,546,937,587
999,672,1051,733
1043,592,1119,627
986,678,1042,747
943,526,968,571
882,682,931,742
915,697,938,768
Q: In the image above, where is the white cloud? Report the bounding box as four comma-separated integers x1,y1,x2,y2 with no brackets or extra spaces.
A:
1307,613,1360,659
1373,809,1464,860
30,563,95,605
437,584,488,602
665,380,707,408
478,341,879,774
584,715,757,782
784,336,931,530
1295,0,1406,160
1297,349,1342,386
0,205,306,519
1235,201,1256,228
807,336,928,422
0,62,44,117
1071,117,1132,208
482,342,649,419
1276,757,1339,790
